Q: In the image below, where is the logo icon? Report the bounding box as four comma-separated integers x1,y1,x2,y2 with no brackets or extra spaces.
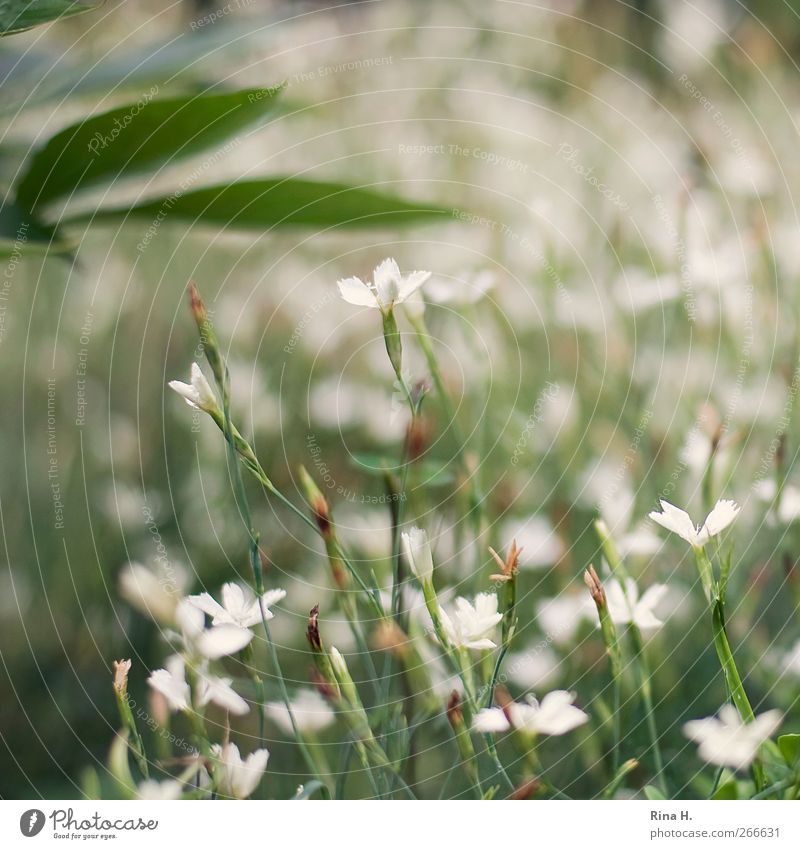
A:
19,809,45,837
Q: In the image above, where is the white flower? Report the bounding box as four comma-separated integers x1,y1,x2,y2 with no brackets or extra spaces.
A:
188,583,286,629
168,362,218,412
649,499,740,547
781,640,800,677
401,527,434,583
754,479,800,525
425,270,494,305
501,516,564,569
439,593,502,650
137,779,184,800
684,705,782,770
148,655,191,712
536,593,594,645
175,598,253,660
119,560,189,623
266,689,335,735
196,669,249,716
212,742,269,799
472,690,588,736
603,577,668,632
337,258,430,312
147,654,250,716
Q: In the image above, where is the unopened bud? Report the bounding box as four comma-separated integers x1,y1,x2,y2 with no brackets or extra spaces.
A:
112,659,131,698
307,604,322,651
298,465,332,538
584,564,606,609
446,690,464,729
489,539,521,583
372,621,410,659
509,776,541,800
310,667,338,702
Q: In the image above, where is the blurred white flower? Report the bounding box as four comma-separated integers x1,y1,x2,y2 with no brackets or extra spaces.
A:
147,655,190,712
265,689,335,735
439,593,502,650
603,577,668,632
196,669,249,716
212,742,269,799
649,499,739,547
147,654,249,716
780,640,800,677
119,560,189,623
426,270,494,305
188,583,286,628
505,646,562,689
502,515,564,569
176,599,253,660
401,526,434,583
337,257,430,311
684,705,782,770
168,362,218,412
754,479,800,525
472,690,588,736
536,593,594,645
137,779,184,800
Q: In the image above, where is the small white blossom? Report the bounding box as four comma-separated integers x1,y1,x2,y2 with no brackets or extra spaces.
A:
603,577,668,632
337,258,430,312
137,779,184,800
266,689,335,735
426,270,494,305
168,362,218,412
175,599,253,660
119,560,189,624
188,583,286,629
684,705,782,770
401,526,434,583
649,499,740,547
196,669,249,716
147,655,190,712
472,690,588,736
439,593,502,650
212,742,269,799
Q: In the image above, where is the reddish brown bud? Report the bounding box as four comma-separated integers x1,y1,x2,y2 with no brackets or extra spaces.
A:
310,667,337,702
584,564,606,609
307,604,322,651
446,690,463,728
489,539,522,582
509,776,541,800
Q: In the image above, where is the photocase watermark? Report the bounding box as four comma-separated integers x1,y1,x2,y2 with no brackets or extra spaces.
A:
398,142,529,173
87,85,159,155
0,221,27,347
306,433,406,504
75,311,93,427
142,503,181,596
137,139,241,253
287,56,393,87
556,143,630,211
283,291,335,355
190,0,254,29
510,381,560,466
652,193,695,323
47,377,64,530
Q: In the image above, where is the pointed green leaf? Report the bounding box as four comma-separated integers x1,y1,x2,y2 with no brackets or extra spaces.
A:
0,200,70,257
713,780,738,800
643,784,666,800
778,733,800,767
15,86,283,212
0,0,99,36
68,178,449,230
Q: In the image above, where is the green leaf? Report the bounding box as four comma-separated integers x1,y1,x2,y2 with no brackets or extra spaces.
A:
0,0,99,36
68,178,449,230
15,86,283,212
778,734,800,767
713,780,739,800
0,200,70,257
643,784,666,800
351,452,455,486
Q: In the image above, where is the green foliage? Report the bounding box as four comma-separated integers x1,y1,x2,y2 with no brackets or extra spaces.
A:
0,0,98,36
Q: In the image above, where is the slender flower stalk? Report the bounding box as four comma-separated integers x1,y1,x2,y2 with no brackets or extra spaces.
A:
595,520,666,792
584,565,623,773
446,691,482,797
111,659,148,778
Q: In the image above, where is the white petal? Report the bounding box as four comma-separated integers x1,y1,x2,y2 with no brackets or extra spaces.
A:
337,276,377,307
472,708,511,733
397,270,431,302
197,624,253,659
